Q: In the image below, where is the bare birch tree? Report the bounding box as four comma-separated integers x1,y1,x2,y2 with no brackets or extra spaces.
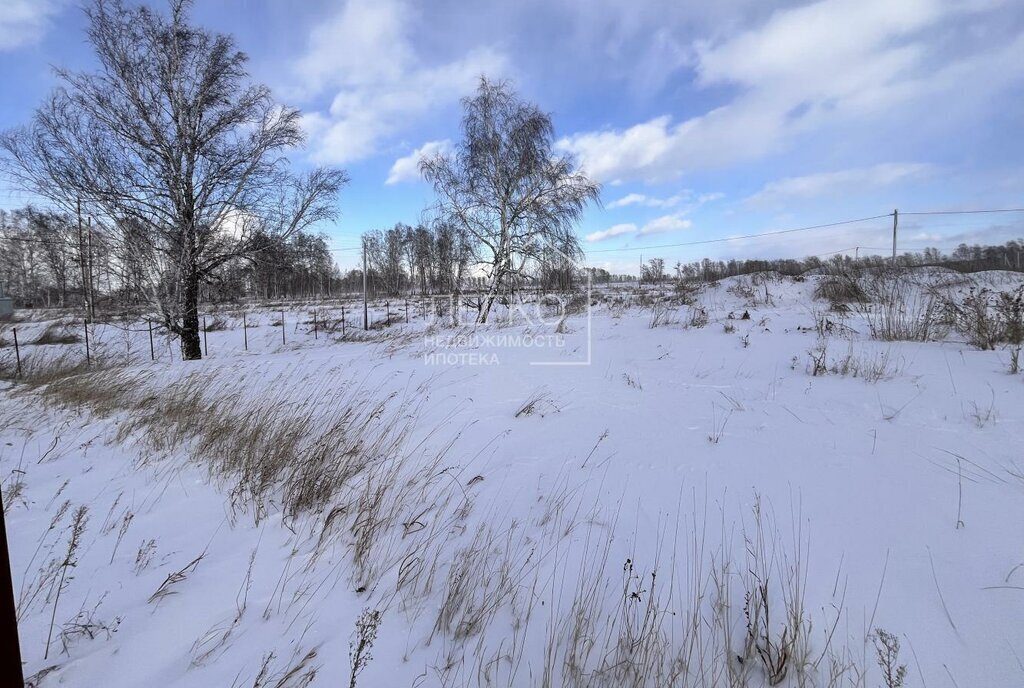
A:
0,0,346,359
420,77,599,323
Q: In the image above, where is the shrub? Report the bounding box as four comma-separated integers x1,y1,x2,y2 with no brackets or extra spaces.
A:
947,286,1024,350
688,306,709,328
814,274,867,304
649,305,679,329
858,276,945,342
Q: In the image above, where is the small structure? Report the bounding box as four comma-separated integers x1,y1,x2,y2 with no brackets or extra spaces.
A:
0,283,12,320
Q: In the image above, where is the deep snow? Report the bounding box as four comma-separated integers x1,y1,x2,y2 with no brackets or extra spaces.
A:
2,270,1023,687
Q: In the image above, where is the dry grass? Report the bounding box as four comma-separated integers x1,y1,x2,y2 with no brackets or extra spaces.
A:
33,321,83,346
947,286,1024,350
809,338,904,382
30,364,479,602
648,304,680,329
7,330,886,687
429,493,866,688
857,274,946,342
0,347,117,386
814,273,868,304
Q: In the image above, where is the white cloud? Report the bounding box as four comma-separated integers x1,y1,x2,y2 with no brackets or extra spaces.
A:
586,213,693,242
558,0,1022,183
607,190,724,209
746,163,935,206
386,140,452,184
639,214,693,236
294,0,505,165
0,0,60,51
585,223,637,242
606,193,650,209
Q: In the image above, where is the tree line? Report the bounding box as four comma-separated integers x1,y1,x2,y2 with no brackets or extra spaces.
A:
0,207,345,308
637,240,1024,284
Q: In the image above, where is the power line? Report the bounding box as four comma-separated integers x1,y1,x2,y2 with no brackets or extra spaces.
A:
583,207,1024,256
583,213,893,254
902,208,1024,216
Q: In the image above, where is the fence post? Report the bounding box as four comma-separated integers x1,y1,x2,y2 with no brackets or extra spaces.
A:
405,299,409,324
281,310,286,345
341,305,346,338
12,328,20,379
243,312,248,351
386,301,390,327
84,319,91,366
148,321,155,361
313,309,318,340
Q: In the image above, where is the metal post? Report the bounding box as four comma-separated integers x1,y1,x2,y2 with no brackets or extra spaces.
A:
202,317,208,357
341,305,346,338
148,321,154,361
386,301,390,327
243,312,248,351
405,299,409,324
281,311,286,345
0,489,25,687
86,217,95,321
84,319,91,366
313,309,318,340
12,328,20,379
362,244,369,331
77,198,91,322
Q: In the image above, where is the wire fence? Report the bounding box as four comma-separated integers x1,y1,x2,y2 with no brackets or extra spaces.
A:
2,206,1023,375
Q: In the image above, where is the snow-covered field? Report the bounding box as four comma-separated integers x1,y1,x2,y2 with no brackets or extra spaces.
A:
2,269,1023,687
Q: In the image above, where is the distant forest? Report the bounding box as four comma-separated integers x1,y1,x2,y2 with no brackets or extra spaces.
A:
2,205,1021,309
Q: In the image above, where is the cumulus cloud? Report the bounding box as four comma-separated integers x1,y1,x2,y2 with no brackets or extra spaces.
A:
0,0,60,51
386,140,452,184
746,163,935,207
640,214,693,236
557,0,1024,183
586,213,693,242
585,223,638,242
294,0,505,165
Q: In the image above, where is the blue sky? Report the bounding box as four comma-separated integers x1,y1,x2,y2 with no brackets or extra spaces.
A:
1,0,1023,273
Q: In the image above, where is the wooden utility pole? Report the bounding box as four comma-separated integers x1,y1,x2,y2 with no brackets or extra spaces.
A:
891,209,899,263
